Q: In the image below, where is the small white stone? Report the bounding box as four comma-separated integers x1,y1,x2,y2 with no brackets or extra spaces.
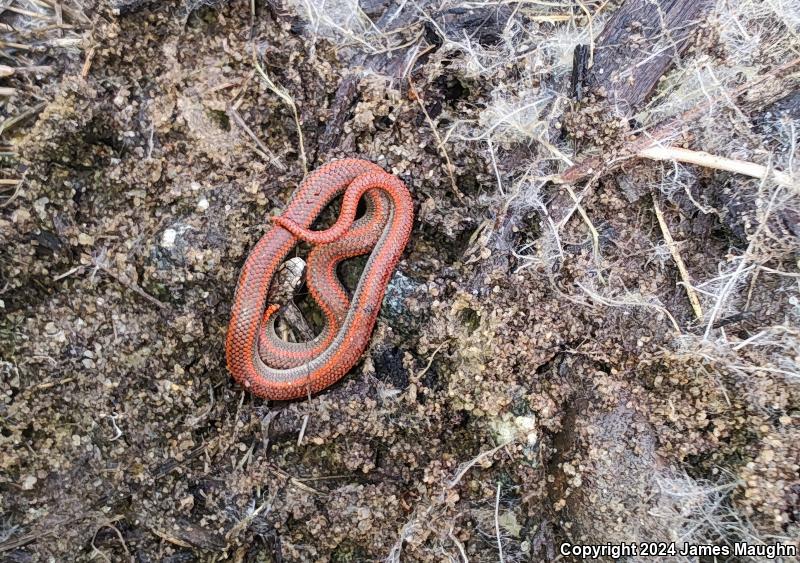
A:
161,228,177,248
197,196,209,212
78,233,94,246
21,475,37,490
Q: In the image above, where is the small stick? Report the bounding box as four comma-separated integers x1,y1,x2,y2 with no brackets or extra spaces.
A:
408,67,463,200
563,178,604,281
2,5,50,19
81,45,95,78
151,528,192,549
54,2,64,34
448,529,468,563
227,105,286,171
0,41,32,50
447,441,512,489
651,193,704,322
33,376,75,390
0,65,53,76
576,0,595,67
297,389,311,447
93,258,170,311
639,145,797,192
495,481,505,563
0,104,45,137
555,57,800,186
415,341,448,380
30,0,90,23
252,45,307,174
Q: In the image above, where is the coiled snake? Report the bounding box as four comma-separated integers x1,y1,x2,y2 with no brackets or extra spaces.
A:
226,159,414,400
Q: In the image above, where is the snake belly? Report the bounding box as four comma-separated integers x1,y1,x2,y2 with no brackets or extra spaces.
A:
225,158,414,400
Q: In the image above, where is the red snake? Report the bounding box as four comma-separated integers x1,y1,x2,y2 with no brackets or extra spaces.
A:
226,159,414,400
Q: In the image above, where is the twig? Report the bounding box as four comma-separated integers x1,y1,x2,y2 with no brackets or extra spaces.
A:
447,441,512,489
33,376,75,390
555,57,800,186
227,105,286,171
563,181,603,279
495,482,505,563
448,529,469,563
0,103,46,137
651,193,704,322
415,341,448,380
576,0,595,67
2,5,50,19
297,412,309,447
1,172,26,208
151,528,192,549
54,2,63,32
53,265,82,281
0,64,53,76
92,256,170,311
266,465,326,496
252,44,307,174
408,73,464,200
639,145,797,192
81,45,95,78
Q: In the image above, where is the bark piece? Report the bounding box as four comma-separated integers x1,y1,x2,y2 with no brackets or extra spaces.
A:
588,0,714,113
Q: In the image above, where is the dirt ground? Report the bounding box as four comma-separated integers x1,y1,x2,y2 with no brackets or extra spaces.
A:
1,1,799,561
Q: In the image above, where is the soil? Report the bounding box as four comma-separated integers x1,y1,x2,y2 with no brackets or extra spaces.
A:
1,1,798,562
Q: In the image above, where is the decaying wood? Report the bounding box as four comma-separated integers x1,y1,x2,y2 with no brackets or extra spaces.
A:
587,0,714,113
317,7,419,156
318,4,514,157
557,57,800,187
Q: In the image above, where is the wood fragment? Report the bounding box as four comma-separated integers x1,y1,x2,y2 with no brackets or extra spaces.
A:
2,5,50,19
588,0,715,112
640,145,797,192
652,193,704,322
80,45,95,78
317,6,420,155
55,2,64,34
555,57,800,188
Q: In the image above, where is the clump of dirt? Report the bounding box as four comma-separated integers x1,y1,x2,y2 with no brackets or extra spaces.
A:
1,1,798,561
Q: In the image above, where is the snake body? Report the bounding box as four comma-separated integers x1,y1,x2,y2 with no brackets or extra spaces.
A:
226,159,414,400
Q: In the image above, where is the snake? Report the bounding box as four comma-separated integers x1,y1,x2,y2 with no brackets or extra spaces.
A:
225,158,414,400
